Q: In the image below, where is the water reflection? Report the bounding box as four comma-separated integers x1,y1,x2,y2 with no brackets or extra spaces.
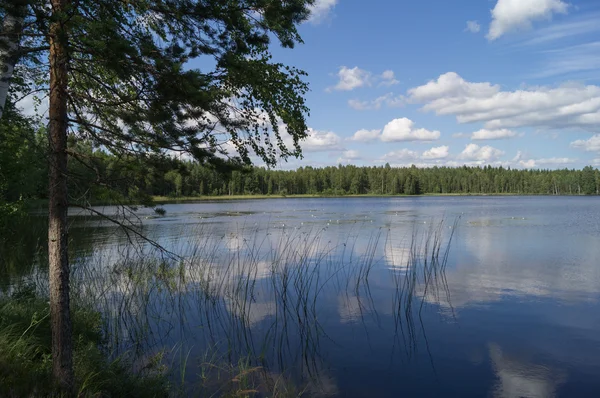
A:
425,217,600,310
488,343,566,398
7,197,600,396
63,215,456,394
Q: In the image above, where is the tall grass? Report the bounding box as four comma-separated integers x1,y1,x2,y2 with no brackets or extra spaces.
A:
64,217,458,395
2,214,459,396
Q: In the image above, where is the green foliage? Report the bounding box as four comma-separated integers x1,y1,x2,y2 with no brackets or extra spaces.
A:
9,0,312,170
0,286,169,397
0,103,47,204
64,155,600,198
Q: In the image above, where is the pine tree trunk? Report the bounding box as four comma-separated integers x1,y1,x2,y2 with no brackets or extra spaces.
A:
48,0,73,390
0,2,26,119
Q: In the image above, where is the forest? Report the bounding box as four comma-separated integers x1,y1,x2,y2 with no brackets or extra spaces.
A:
2,107,600,208
88,156,600,198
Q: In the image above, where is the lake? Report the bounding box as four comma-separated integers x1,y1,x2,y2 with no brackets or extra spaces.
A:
17,197,600,397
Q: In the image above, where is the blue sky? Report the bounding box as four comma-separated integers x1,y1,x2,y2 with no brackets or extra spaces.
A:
266,0,600,170
14,0,600,170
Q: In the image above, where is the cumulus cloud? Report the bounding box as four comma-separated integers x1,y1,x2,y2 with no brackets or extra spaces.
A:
379,70,400,86
300,128,344,152
348,93,405,110
465,20,481,33
471,129,517,140
487,0,570,40
459,143,505,161
349,129,381,142
328,66,371,91
422,145,450,160
329,67,401,92
408,72,600,132
307,0,338,24
381,118,440,142
337,149,361,164
570,134,600,152
342,149,360,159
381,145,449,164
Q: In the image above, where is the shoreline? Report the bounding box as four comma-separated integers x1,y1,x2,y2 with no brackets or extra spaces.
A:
22,193,595,210
151,192,590,203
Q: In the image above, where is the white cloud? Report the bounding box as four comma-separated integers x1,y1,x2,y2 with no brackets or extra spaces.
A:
516,13,600,47
279,124,343,153
348,99,374,110
459,143,505,161
422,145,450,160
570,134,600,152
380,145,450,165
409,72,499,102
379,70,399,86
534,157,576,165
16,93,49,119
328,66,371,91
375,147,578,170
330,67,401,93
408,72,600,132
342,149,360,159
465,20,481,33
348,93,405,110
512,150,576,168
337,149,361,163
349,129,381,142
307,0,338,24
452,132,470,138
487,0,570,40
536,41,600,78
471,128,517,140
510,14,600,79
382,149,420,162
301,128,344,152
380,118,440,142
519,157,576,168
512,150,525,162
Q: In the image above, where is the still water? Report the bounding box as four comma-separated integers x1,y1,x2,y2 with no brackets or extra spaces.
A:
48,197,600,396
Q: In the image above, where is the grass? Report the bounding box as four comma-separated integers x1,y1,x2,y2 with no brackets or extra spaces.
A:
64,217,458,394
0,285,169,397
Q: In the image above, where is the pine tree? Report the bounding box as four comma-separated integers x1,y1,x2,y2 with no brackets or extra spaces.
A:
3,0,314,390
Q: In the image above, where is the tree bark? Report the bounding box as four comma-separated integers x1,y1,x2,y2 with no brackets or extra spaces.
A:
48,0,73,391
0,2,26,119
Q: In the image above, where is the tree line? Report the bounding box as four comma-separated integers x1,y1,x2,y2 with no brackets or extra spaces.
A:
107,158,600,197
3,115,600,211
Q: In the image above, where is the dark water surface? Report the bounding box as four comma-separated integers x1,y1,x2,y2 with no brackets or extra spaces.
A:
36,197,600,396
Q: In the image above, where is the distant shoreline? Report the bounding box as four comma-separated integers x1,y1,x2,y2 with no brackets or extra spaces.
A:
151,193,592,203
23,193,595,211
